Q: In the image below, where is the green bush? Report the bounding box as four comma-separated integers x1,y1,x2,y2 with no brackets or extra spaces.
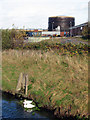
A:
2,29,12,49
82,25,90,39
2,29,25,50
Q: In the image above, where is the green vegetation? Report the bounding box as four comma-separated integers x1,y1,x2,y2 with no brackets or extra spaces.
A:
2,29,26,49
2,39,88,118
23,40,88,57
82,25,90,39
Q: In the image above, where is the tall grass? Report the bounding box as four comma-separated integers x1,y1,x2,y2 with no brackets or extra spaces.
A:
2,49,88,117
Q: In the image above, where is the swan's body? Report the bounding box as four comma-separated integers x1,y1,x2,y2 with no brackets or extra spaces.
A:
23,99,32,104
23,99,35,108
24,104,35,108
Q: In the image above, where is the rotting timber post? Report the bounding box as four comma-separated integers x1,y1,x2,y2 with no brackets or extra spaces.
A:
16,73,28,96
25,74,28,95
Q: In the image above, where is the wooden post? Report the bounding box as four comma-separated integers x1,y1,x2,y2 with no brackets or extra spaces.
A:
22,73,25,89
16,73,29,95
16,72,23,92
25,74,28,95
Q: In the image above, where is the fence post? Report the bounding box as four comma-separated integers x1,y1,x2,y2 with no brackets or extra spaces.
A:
16,73,29,95
25,74,28,95
16,72,23,92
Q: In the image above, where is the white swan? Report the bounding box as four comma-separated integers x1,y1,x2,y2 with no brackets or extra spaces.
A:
24,104,35,108
23,99,35,108
23,99,32,104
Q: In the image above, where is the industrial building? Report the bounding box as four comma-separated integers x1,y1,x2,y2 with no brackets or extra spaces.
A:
26,29,42,37
24,15,88,37
69,22,88,36
25,29,60,37
48,16,75,36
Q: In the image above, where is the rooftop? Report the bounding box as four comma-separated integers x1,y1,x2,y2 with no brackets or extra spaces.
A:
49,16,74,18
69,22,88,29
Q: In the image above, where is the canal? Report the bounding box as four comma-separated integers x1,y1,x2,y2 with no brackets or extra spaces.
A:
1,92,59,120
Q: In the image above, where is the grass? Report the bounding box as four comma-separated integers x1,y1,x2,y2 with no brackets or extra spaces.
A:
2,41,88,118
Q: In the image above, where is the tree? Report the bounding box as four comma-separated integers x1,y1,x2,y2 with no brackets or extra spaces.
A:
2,29,12,49
82,25,90,39
2,28,26,49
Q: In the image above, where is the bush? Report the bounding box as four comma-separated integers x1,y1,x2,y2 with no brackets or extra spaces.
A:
2,29,26,50
82,25,90,39
2,29,12,49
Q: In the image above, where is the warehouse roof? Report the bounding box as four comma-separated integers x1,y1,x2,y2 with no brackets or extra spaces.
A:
69,22,88,29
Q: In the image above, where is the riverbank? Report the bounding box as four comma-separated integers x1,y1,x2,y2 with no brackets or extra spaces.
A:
2,90,88,120
2,91,60,120
2,41,88,119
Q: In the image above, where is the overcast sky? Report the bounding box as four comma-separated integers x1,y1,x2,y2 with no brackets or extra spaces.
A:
0,0,89,29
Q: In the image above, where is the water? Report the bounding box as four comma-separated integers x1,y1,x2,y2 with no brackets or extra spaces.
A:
2,93,58,120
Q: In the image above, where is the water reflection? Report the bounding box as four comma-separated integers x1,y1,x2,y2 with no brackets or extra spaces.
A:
2,93,58,120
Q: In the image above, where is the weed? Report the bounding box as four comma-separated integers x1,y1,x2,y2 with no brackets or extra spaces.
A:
28,84,32,90
30,77,36,83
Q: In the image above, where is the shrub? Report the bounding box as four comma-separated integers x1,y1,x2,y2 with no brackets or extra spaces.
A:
2,29,12,49
2,28,26,49
82,25,90,39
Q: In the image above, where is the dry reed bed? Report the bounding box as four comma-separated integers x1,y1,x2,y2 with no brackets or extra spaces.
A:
2,49,88,117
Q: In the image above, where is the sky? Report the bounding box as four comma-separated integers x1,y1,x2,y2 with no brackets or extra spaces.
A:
0,0,89,29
